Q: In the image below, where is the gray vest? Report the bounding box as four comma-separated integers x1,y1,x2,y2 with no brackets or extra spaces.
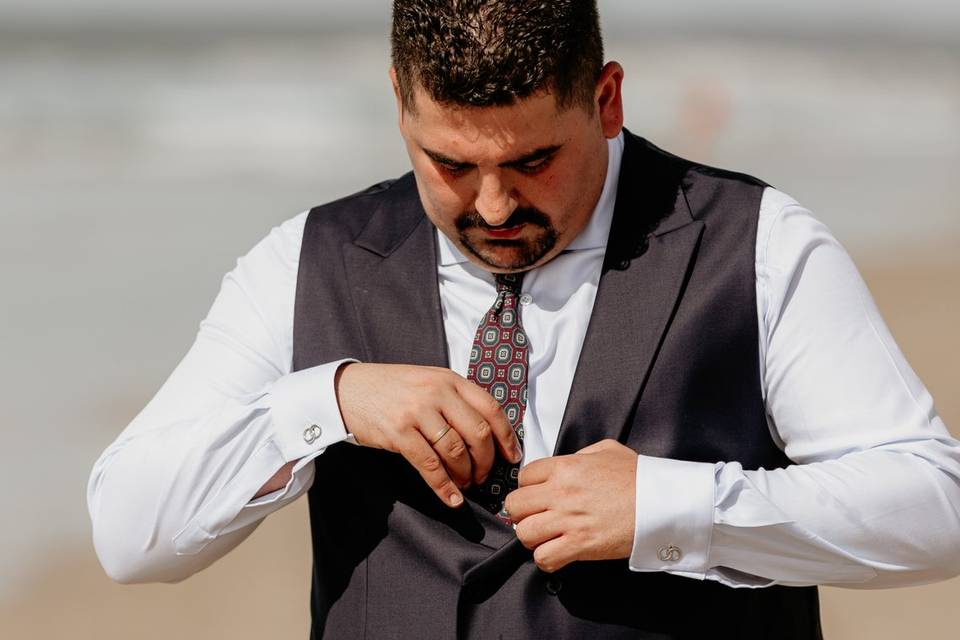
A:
293,130,822,639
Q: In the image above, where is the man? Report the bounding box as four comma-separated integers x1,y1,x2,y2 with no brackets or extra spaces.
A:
87,1,960,638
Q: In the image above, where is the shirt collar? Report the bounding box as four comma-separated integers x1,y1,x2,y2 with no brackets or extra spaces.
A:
436,131,625,266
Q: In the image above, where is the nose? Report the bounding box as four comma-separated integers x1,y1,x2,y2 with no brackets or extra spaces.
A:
475,171,518,226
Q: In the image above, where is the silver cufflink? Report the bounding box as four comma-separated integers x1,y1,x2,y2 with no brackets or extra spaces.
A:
657,544,683,562
303,424,322,444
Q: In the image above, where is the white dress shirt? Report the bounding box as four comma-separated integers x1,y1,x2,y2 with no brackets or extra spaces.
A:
87,133,960,589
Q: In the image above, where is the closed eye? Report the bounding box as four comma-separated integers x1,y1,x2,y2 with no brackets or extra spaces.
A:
437,160,470,175
422,144,560,176
514,155,552,174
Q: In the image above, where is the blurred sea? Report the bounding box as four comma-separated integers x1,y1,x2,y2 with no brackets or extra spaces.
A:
1,28,958,604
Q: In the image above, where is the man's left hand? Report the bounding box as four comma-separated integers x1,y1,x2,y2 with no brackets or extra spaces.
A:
504,439,637,573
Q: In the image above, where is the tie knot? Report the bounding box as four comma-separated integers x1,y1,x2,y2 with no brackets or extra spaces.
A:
495,272,524,294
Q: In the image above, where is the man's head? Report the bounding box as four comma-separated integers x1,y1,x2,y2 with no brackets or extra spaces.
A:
390,0,624,273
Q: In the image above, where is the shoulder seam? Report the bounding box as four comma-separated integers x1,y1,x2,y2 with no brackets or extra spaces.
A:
307,176,406,215
759,197,808,273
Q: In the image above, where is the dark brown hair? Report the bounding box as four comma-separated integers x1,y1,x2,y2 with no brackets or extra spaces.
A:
391,0,604,112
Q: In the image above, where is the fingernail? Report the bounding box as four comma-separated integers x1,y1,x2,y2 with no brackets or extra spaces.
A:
511,444,523,463
450,493,463,507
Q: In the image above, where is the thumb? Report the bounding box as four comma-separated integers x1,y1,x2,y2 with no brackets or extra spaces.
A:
575,438,618,455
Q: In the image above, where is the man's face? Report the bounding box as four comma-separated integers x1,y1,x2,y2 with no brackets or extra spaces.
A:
393,64,623,273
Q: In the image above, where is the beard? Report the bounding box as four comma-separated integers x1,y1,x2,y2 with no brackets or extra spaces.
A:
454,207,559,270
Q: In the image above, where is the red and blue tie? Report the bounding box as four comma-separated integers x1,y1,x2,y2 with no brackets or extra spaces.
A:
465,272,528,525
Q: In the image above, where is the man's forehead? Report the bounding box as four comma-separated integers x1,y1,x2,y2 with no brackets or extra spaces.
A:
406,85,574,159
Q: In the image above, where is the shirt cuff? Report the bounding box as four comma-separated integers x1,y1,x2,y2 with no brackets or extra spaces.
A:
269,358,359,462
628,455,718,577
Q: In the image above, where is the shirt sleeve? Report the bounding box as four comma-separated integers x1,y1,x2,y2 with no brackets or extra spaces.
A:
628,187,960,588
86,211,357,584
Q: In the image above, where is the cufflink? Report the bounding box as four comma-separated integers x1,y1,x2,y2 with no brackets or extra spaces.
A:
657,544,682,562
303,424,322,444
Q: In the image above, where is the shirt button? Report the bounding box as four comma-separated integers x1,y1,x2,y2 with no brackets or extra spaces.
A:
519,293,533,306
303,424,322,444
545,576,562,595
657,544,683,563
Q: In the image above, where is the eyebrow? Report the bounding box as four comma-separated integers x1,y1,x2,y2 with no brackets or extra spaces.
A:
421,144,563,170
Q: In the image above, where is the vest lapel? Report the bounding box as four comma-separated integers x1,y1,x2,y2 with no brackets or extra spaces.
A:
341,176,516,550
552,133,704,455
342,174,449,369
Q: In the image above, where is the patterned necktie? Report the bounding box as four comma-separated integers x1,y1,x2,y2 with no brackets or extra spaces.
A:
465,272,528,525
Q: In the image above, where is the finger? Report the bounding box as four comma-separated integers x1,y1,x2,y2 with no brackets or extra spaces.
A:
395,428,463,508
532,536,577,574
503,483,552,522
454,376,522,464
517,456,557,487
513,511,563,551
439,390,498,484
417,412,473,489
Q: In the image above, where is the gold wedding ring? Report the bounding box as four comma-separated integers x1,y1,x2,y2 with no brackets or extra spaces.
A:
430,425,452,445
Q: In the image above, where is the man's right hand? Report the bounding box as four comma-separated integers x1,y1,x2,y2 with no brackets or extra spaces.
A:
333,362,522,507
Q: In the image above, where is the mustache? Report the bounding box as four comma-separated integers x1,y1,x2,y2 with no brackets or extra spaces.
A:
454,207,552,232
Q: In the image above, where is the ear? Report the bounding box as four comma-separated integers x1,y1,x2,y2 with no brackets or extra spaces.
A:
594,61,625,139
389,66,405,127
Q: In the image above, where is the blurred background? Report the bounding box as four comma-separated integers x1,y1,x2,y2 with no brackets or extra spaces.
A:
1,1,958,637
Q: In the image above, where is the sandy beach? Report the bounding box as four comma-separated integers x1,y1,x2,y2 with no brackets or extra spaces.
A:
2,256,958,639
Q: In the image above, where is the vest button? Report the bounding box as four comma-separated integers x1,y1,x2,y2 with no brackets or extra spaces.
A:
545,576,562,595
